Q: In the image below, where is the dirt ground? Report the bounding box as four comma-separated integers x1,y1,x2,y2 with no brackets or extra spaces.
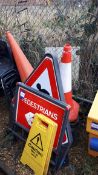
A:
0,97,98,175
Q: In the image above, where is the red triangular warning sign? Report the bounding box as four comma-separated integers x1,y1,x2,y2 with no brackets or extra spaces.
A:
25,54,64,101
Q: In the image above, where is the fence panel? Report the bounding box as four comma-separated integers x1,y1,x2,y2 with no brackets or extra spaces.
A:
0,0,97,101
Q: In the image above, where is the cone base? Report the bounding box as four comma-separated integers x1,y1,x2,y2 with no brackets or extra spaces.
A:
64,91,73,107
69,99,79,122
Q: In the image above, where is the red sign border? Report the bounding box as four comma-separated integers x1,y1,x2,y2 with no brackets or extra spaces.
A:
15,82,69,151
25,55,65,102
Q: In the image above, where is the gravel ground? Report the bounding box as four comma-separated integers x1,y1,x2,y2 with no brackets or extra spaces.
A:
0,97,98,175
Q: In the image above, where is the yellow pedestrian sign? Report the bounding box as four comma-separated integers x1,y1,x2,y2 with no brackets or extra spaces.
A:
20,113,57,175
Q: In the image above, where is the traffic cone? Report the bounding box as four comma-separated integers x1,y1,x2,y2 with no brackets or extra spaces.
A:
6,31,34,82
59,43,79,122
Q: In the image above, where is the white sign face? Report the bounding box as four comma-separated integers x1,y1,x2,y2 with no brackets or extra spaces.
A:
25,112,34,126
26,56,62,101
31,68,52,97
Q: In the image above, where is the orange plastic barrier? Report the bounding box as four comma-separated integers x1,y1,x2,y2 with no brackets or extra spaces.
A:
6,31,34,82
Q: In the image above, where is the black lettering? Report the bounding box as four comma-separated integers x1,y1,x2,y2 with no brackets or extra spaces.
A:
28,143,43,157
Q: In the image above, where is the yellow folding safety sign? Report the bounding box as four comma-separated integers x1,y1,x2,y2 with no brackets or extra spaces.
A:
86,91,98,135
20,113,57,175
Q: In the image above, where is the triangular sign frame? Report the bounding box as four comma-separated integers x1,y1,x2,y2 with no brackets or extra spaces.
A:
30,133,43,151
25,54,65,102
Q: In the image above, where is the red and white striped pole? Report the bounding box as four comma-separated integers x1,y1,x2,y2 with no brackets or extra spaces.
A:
59,44,79,122
60,44,73,107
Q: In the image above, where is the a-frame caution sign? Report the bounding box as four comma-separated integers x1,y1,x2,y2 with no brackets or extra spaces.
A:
25,54,64,101
21,113,57,175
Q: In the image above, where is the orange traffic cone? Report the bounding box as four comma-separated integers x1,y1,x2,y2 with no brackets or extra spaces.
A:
6,31,34,82
59,44,79,122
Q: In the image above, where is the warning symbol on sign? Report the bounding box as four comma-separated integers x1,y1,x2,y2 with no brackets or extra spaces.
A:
25,54,64,101
30,133,43,151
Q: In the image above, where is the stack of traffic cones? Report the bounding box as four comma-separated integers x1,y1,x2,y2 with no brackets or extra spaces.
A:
59,44,80,122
